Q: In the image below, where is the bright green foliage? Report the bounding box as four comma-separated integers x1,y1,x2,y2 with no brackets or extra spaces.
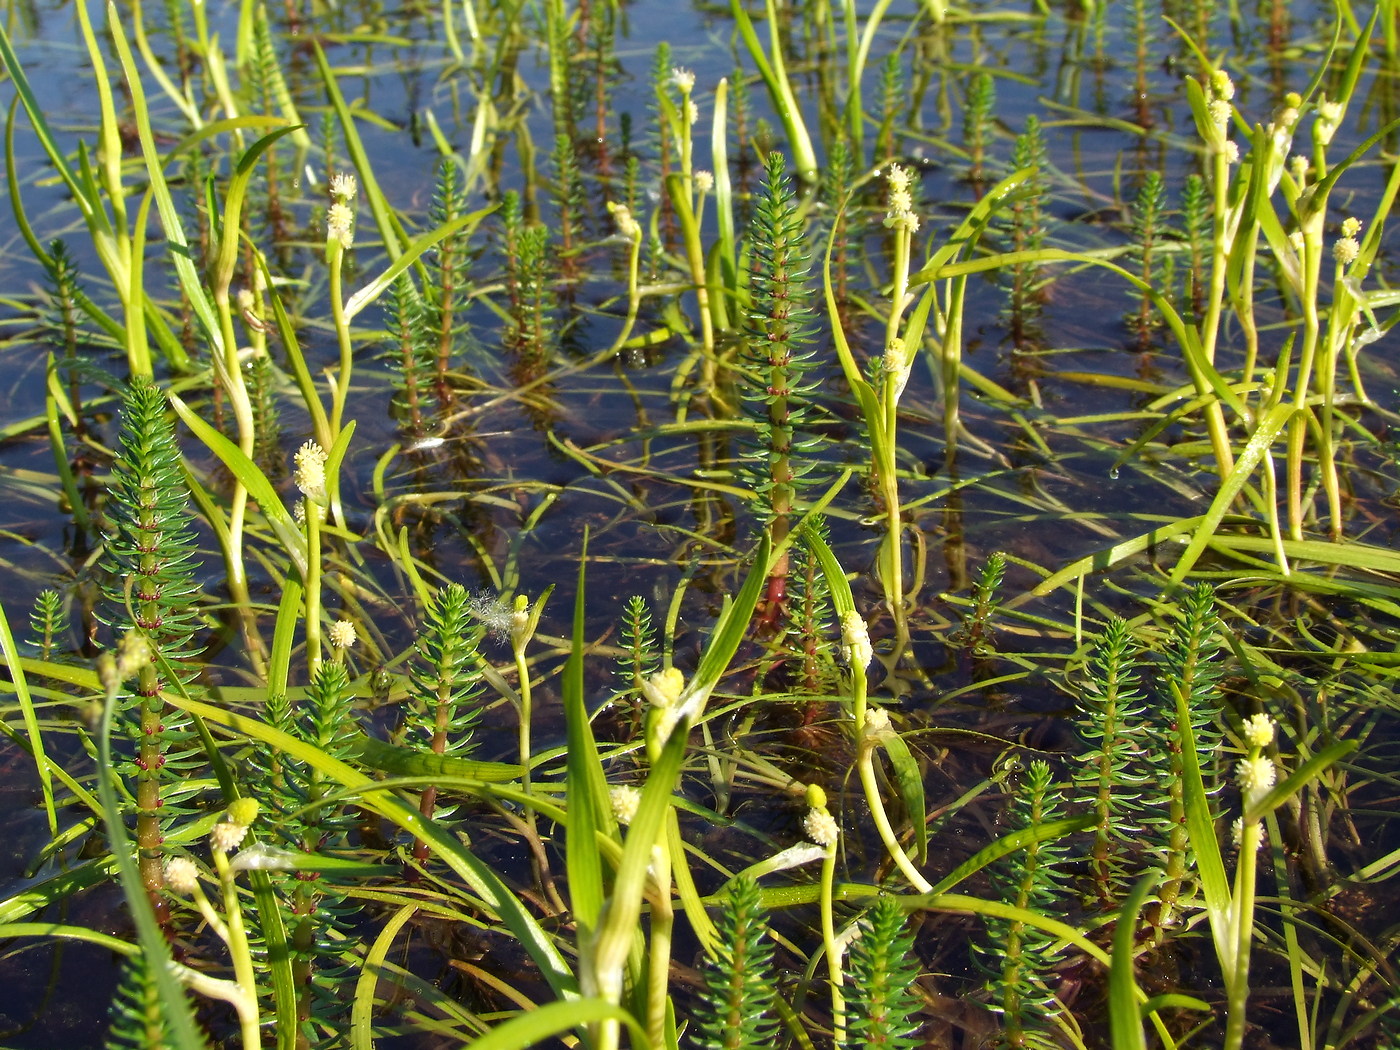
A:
650,42,675,178
964,72,996,181
844,897,923,1050
615,594,660,701
406,583,485,855
104,953,168,1050
1128,170,1168,347
728,65,751,168
28,588,66,661
101,377,202,672
406,582,485,763
266,663,363,1045
427,157,475,410
740,152,823,537
976,759,1070,1049
249,352,283,479
786,519,838,695
1179,173,1209,322
500,191,554,373
1148,583,1224,938
823,135,855,305
550,133,584,275
874,53,904,163
42,238,94,374
101,377,203,917
690,875,780,1050
955,551,1006,657
1003,117,1047,348
1072,617,1150,908
386,274,431,435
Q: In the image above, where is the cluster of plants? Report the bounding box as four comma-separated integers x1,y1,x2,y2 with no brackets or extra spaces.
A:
0,0,1398,1047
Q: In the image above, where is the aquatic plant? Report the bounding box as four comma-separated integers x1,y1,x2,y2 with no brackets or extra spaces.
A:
100,377,203,923
0,2,1394,1048
741,151,823,612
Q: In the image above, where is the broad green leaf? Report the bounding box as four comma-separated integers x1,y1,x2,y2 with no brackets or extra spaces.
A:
1171,680,1235,981
465,997,649,1050
0,598,56,837
344,204,497,321
564,532,611,933
164,693,576,998
1110,875,1157,1050
168,393,308,577
352,905,418,1050
1168,401,1293,583
879,730,928,864
926,816,1094,896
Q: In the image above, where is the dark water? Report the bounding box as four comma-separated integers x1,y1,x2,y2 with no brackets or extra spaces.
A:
2,0,1400,1044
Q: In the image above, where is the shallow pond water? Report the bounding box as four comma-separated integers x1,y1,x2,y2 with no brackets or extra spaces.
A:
2,0,1400,1045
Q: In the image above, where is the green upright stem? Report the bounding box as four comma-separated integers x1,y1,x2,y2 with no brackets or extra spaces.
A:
304,504,323,678
646,848,674,1047
1199,148,1237,479
213,847,264,1050
819,842,844,1044
329,239,353,442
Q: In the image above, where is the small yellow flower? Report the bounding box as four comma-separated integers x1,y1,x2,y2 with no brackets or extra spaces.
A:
226,798,260,827
1210,69,1235,101
641,667,685,710
607,202,641,241
1289,154,1309,186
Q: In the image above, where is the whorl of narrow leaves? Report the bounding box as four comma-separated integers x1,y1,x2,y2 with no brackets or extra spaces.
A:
386,274,431,432
1129,170,1168,343
876,52,905,159
1162,583,1225,752
44,238,89,357
428,158,474,407
690,875,780,1050
268,662,362,851
741,152,823,518
103,953,169,1050
101,376,202,676
1149,583,1225,937
964,71,996,178
975,760,1069,1046
407,583,485,758
615,594,660,695
1073,617,1150,907
787,519,838,694
1180,173,1209,320
28,588,66,661
844,897,923,1050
